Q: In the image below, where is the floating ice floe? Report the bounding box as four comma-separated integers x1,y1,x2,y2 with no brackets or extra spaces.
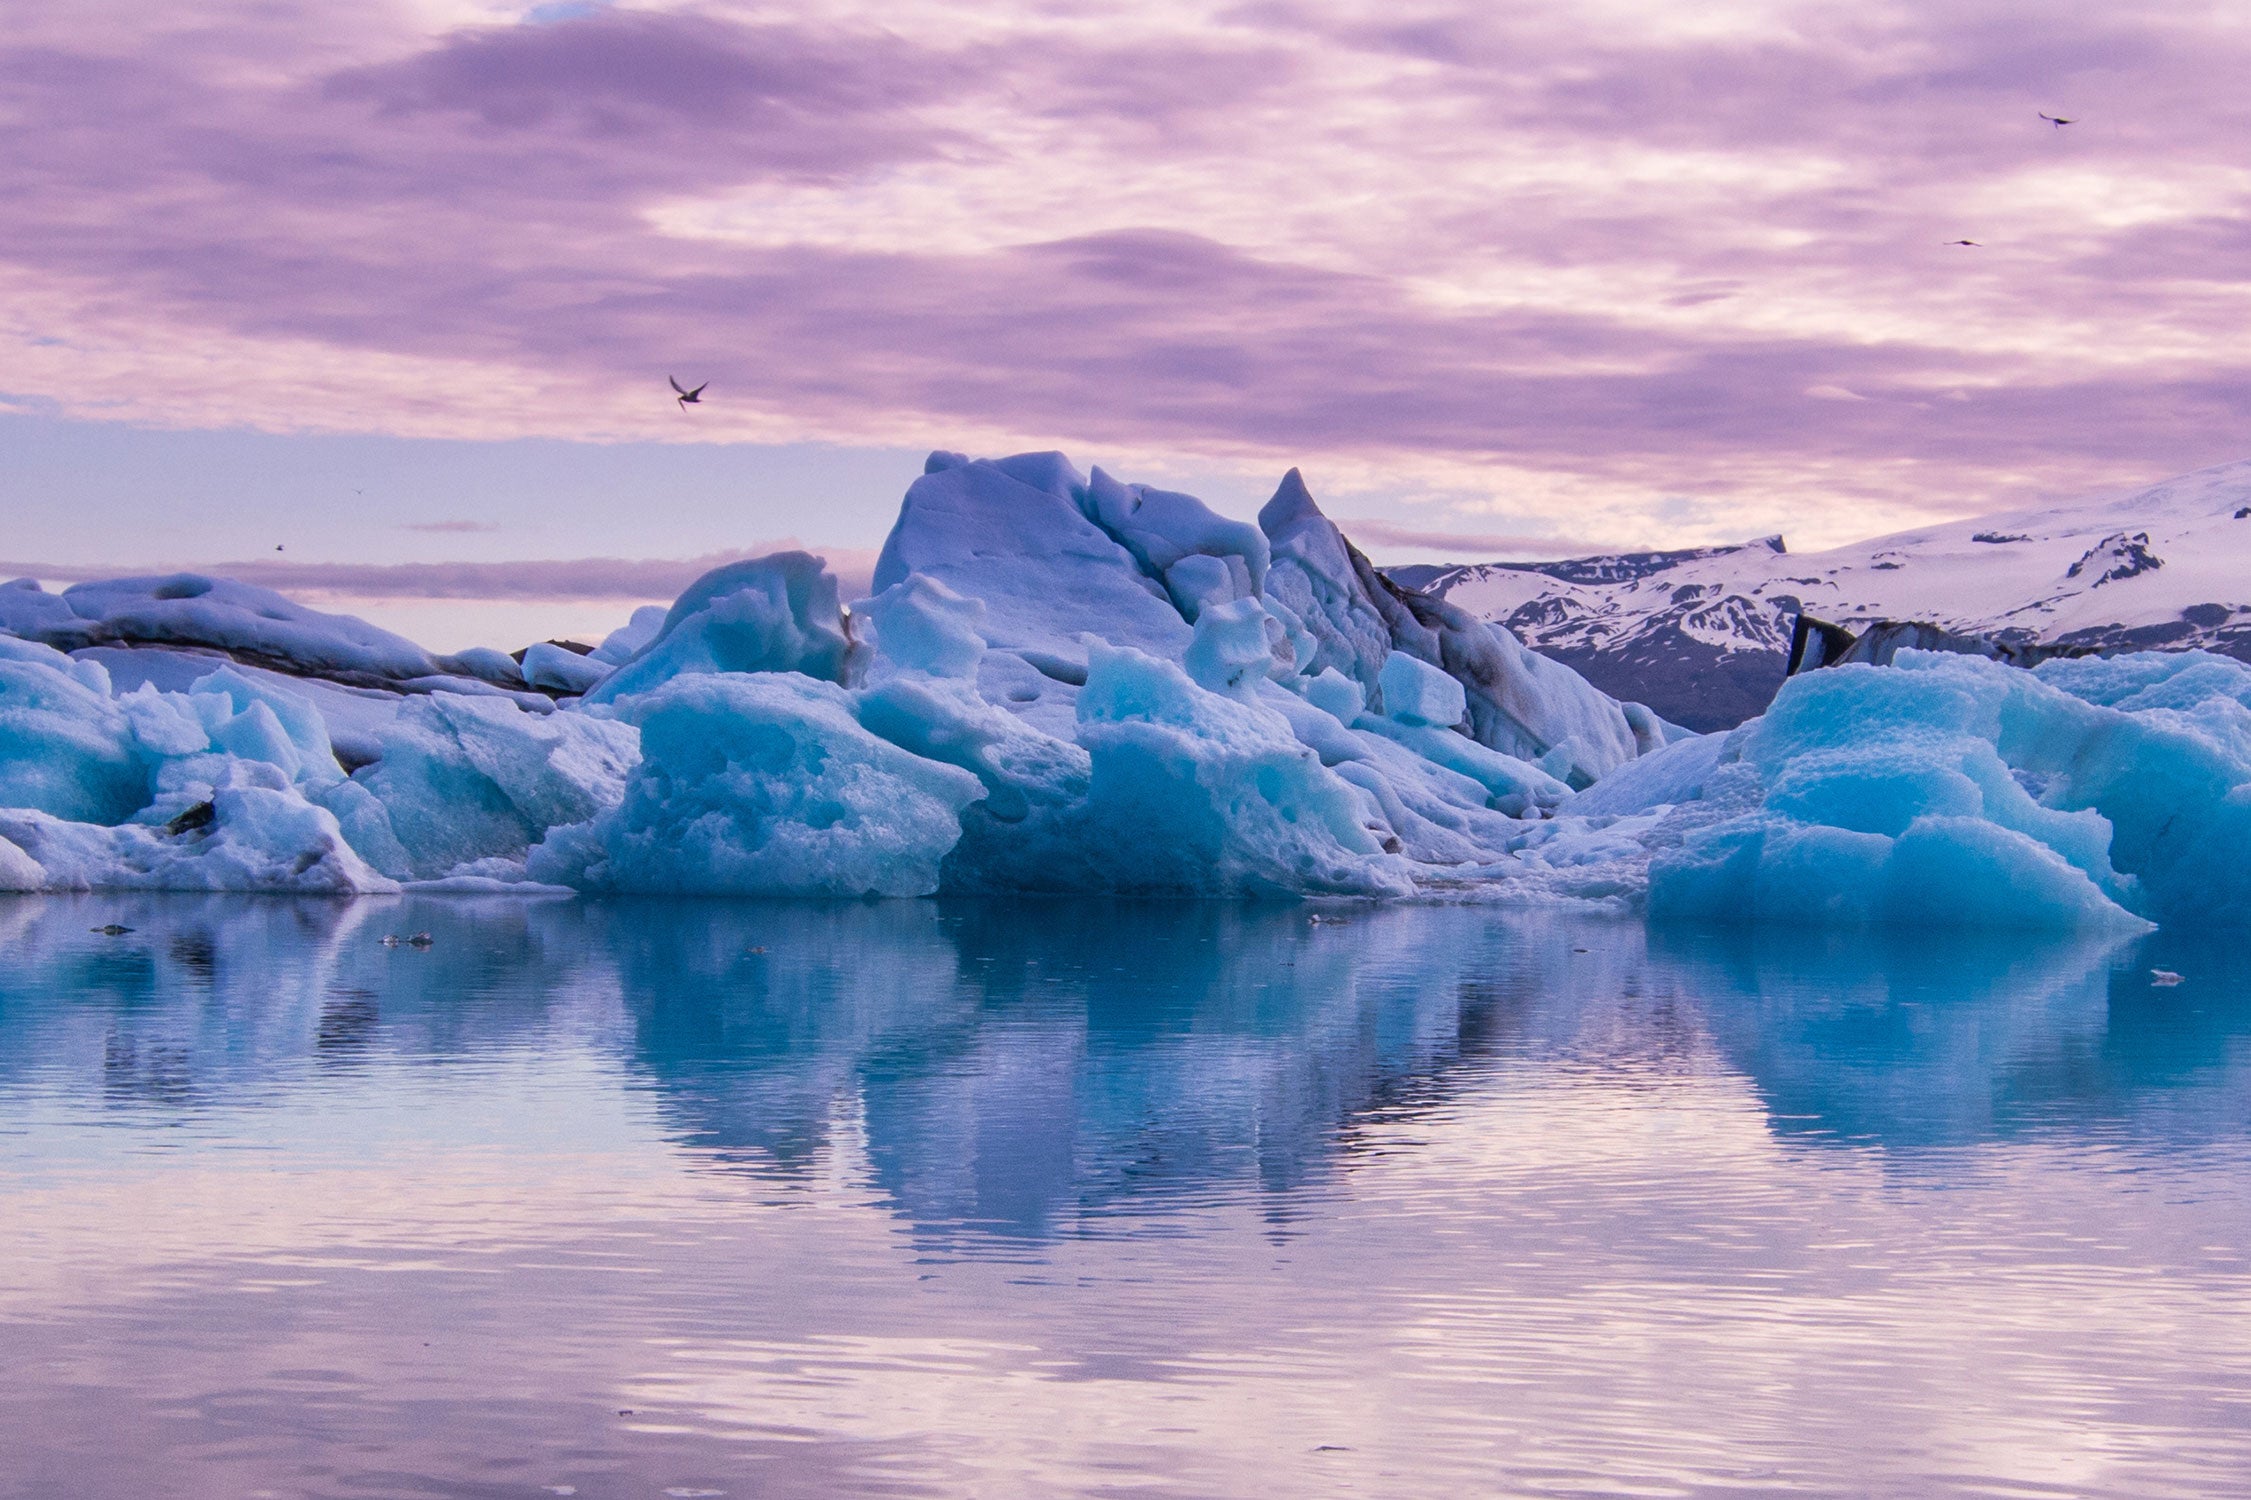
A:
1620,649,2251,930
3,451,2250,926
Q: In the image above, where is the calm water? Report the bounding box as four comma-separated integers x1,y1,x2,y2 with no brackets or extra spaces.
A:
3,896,2250,1499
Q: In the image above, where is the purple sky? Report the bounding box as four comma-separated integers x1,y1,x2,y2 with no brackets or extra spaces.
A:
7,0,2249,643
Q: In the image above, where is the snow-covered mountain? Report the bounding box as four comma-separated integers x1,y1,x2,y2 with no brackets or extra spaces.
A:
1393,460,2251,731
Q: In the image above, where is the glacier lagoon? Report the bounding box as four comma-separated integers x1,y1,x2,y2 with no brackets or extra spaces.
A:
5,893,2251,1499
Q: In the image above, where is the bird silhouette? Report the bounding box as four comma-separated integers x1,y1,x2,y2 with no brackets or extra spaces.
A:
669,376,707,410
1946,239,1981,246
2152,968,2184,986
275,544,285,552
2038,112,2075,128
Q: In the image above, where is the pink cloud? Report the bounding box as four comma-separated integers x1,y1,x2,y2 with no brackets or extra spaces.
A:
4,0,2251,542
2,548,884,603
1332,519,1627,557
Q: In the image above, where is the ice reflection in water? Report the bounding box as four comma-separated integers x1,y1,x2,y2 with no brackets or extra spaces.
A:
1,893,2249,1498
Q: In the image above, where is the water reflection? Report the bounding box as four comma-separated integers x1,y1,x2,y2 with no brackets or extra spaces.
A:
486,897,1560,1242
4,893,2249,1231
7,895,2251,1499
1652,925,2251,1151
0,894,594,1109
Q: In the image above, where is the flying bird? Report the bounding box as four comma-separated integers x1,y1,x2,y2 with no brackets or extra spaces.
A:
2039,112,2075,128
1946,239,1981,246
2152,968,2184,986
670,376,707,410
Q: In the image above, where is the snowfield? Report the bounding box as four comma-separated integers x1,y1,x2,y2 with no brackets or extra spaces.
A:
1400,458,2251,732
4,450,2251,930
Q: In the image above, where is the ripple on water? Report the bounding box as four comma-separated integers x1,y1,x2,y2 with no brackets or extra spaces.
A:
0,894,2248,1498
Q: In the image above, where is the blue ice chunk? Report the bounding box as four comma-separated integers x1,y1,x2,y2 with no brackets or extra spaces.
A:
521,641,610,696
59,574,439,682
1378,650,1466,728
1071,639,1416,896
1641,650,2251,928
0,636,151,822
351,693,638,879
1183,598,1280,697
185,665,343,783
1566,731,1727,817
1302,667,1366,725
1079,465,1269,619
1651,810,2148,932
590,605,667,666
1355,713,1571,818
584,552,856,705
860,573,987,680
531,673,984,897
0,786,396,893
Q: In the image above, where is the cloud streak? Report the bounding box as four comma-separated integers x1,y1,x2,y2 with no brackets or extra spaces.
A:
6,0,2251,548
4,548,883,602
1330,518,1626,558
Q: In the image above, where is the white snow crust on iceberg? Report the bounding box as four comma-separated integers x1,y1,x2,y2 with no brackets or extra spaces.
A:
872,451,1193,671
3,446,2245,926
10,574,440,684
1,572,559,701
582,550,857,706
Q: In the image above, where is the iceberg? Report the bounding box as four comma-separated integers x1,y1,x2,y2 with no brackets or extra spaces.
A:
1,447,2244,926
857,574,988,680
1634,650,2251,930
1257,470,1651,783
1378,650,1467,728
